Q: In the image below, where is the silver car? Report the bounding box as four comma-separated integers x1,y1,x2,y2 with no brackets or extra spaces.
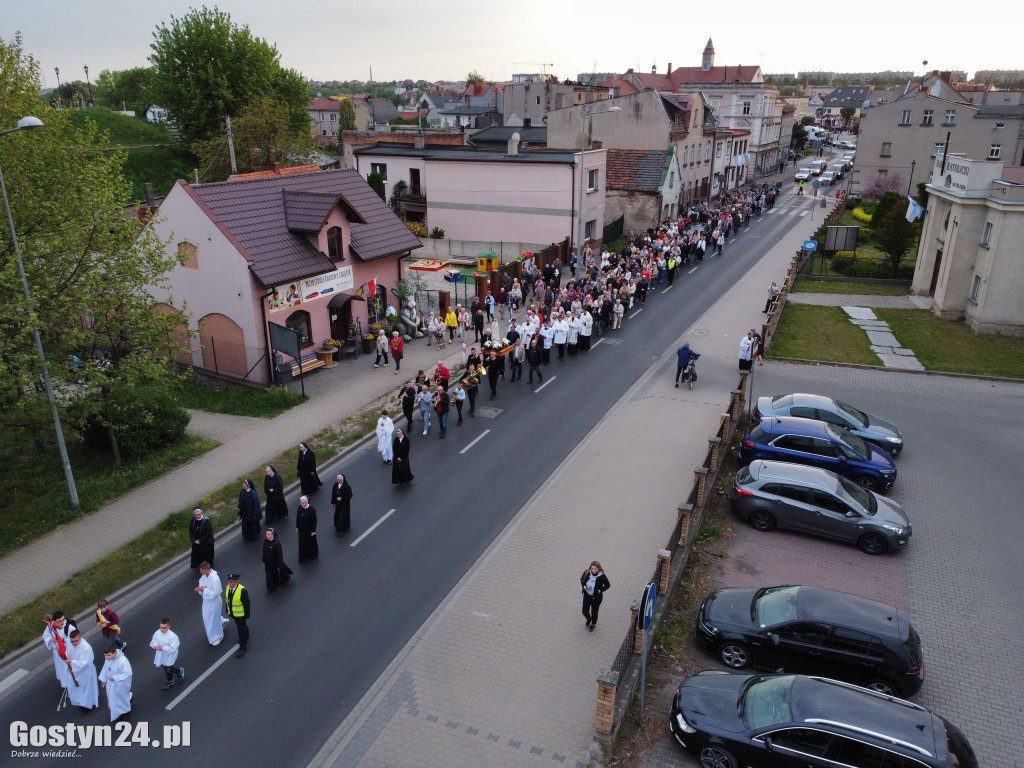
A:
730,460,911,554
755,393,903,455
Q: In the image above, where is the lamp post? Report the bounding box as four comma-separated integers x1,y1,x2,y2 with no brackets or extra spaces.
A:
907,159,916,196
0,116,81,512
575,105,621,270
83,65,93,107
54,67,62,108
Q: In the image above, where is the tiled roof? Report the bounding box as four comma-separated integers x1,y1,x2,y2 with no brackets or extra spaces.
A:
602,79,639,96
632,65,762,90
230,164,323,181
1001,167,1024,185
184,169,421,286
468,126,547,146
823,86,871,107
309,99,341,111
370,99,400,122
464,83,489,98
606,149,669,193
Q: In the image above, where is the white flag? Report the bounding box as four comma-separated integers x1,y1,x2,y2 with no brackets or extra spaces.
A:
905,198,923,222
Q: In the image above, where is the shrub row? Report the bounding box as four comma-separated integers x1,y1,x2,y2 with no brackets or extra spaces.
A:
851,207,873,224
831,256,914,280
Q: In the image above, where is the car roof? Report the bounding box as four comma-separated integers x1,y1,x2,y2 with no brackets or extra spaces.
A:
789,393,836,409
758,416,831,438
748,459,839,490
794,586,902,638
791,677,937,756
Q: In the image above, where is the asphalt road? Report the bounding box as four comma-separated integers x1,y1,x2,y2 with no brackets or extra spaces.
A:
1,189,819,768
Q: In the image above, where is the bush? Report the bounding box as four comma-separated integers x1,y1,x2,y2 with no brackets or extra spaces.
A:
429,226,445,239
829,256,914,279
406,220,428,238
851,207,873,224
80,387,190,461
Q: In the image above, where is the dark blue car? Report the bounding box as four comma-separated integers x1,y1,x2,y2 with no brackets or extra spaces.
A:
739,416,896,491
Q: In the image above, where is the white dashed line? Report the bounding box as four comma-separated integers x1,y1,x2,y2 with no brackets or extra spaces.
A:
534,376,556,393
688,267,699,274
350,509,396,547
166,644,239,711
661,285,673,294
459,429,490,455
629,308,643,320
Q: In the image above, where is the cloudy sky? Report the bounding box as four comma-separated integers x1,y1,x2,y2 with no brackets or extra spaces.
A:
3,0,1017,86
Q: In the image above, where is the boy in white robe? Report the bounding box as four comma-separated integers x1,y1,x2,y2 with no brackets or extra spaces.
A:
375,411,394,462
66,631,99,711
98,646,133,722
150,618,184,690
194,562,226,645
42,612,77,689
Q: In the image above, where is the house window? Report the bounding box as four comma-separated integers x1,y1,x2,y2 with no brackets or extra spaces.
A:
878,169,888,179
693,110,699,127
970,275,982,304
900,110,912,125
584,219,596,240
995,123,1005,130
944,109,956,125
371,162,387,181
536,96,541,106
177,241,198,269
933,143,945,156
880,142,892,157
587,168,598,191
321,129,327,136
319,112,324,120
705,140,711,161
922,109,933,126
330,113,336,122
684,146,690,164
982,221,993,246
286,310,312,348
367,285,388,324
716,144,722,159
742,101,751,115
327,226,343,261
989,144,1001,159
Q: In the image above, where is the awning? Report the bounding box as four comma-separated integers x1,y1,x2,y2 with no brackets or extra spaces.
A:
328,292,366,308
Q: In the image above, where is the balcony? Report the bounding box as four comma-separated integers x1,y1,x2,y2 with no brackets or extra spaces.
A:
398,186,427,208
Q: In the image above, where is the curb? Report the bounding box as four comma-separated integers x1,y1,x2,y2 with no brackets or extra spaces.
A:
766,356,1024,384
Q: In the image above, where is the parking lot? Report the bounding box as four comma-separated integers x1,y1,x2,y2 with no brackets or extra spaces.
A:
640,362,1023,768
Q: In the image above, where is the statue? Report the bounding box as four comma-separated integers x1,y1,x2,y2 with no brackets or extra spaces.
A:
392,290,423,341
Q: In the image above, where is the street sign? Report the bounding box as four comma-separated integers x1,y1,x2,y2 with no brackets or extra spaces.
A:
803,240,818,252
812,180,821,189
638,582,657,630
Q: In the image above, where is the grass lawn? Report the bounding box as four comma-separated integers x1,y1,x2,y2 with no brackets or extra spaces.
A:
770,304,882,365
792,278,911,296
0,435,219,559
605,235,628,252
175,379,306,418
876,309,1024,378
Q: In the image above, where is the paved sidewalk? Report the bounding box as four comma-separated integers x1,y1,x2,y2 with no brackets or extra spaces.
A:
309,199,838,768
0,325,466,615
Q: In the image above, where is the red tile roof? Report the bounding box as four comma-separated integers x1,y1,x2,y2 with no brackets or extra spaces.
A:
309,99,341,111
464,83,489,98
606,149,669,193
601,79,639,95
632,65,762,90
231,164,323,181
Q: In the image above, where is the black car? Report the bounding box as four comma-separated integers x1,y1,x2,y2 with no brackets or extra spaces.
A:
695,585,923,696
670,673,978,768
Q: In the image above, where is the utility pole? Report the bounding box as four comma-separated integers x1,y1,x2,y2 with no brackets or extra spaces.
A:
225,115,238,176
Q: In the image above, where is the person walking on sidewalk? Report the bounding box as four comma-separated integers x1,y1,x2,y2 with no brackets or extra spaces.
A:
763,282,781,313
580,561,611,633
752,328,765,365
434,385,450,438
399,381,417,432
376,410,395,463
389,331,404,375
263,466,288,525
738,330,755,371
296,442,322,495
373,329,390,368
150,619,183,691
416,384,432,435
189,508,215,569
262,528,292,593
295,496,319,563
96,598,126,651
391,429,414,486
444,305,458,342
331,474,353,535
194,563,226,646
224,574,250,658
238,479,262,542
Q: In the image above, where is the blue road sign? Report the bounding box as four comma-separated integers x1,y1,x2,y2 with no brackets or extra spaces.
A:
639,582,657,630
803,240,818,252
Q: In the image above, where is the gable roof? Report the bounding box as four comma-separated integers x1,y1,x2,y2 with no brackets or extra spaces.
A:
309,99,341,112
606,149,670,193
182,169,421,286
369,99,400,123
823,86,871,108
632,65,762,90
601,78,640,96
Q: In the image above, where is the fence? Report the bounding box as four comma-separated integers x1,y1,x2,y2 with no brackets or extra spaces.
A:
415,238,552,262
194,334,269,385
593,373,750,759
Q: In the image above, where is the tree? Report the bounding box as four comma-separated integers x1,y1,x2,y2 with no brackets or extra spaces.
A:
863,173,904,200
389,180,407,213
338,97,356,131
367,171,386,200
0,34,190,468
871,190,904,227
149,6,309,144
95,67,155,115
191,98,315,181
792,124,808,149
466,70,484,86
874,205,916,275
839,106,856,128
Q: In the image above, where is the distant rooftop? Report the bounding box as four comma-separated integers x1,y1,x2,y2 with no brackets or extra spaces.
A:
353,143,582,164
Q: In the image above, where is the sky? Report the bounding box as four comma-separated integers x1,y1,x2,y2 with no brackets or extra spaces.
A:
3,0,1019,87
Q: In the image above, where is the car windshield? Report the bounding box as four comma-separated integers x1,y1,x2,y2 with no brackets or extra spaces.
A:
837,475,876,514
825,423,870,458
835,399,869,427
736,466,752,485
739,675,796,729
771,395,793,408
753,586,799,628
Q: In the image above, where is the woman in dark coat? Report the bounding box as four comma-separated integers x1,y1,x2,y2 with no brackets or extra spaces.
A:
295,495,319,563
189,508,214,568
262,528,292,594
296,442,322,495
263,465,288,524
391,429,414,486
237,479,263,541
331,474,353,536
580,560,611,633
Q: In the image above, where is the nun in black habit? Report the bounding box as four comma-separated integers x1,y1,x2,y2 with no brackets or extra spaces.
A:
238,479,263,541
263,465,288,524
295,495,319,563
331,474,354,536
391,429,414,486
296,442,322,495
262,528,292,593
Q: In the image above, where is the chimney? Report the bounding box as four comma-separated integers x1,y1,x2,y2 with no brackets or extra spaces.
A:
667,62,672,74
145,182,155,207
940,71,952,84
508,132,520,156
803,75,809,90
260,161,280,174
414,133,425,150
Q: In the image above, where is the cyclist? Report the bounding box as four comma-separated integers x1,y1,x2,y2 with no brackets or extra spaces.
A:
675,342,700,388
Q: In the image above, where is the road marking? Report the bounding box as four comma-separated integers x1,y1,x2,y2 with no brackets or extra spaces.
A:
592,338,605,348
800,210,809,217
629,308,643,320
350,509,396,547
788,211,797,216
661,285,673,294
472,611,490,619
459,429,490,455
0,669,29,698
534,376,556,393
166,644,239,711
688,267,699,274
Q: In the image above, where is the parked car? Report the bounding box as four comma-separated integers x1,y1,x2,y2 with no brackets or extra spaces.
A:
695,584,923,695
809,160,827,176
819,171,837,186
754,393,904,455
838,139,857,149
738,416,897,491
730,460,910,553
795,168,812,182
669,672,978,768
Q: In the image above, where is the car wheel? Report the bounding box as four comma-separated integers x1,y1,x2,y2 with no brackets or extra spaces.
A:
858,533,889,555
748,510,776,531
699,745,738,768
862,678,898,696
718,642,751,669
855,476,879,491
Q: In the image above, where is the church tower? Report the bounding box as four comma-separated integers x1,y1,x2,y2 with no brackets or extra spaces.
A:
701,38,715,71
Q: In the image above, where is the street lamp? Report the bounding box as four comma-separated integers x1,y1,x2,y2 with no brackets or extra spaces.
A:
83,65,93,107
0,116,81,512
907,159,916,196
54,67,62,108
576,105,621,271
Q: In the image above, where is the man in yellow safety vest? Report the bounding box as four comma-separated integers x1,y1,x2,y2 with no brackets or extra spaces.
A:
224,574,251,658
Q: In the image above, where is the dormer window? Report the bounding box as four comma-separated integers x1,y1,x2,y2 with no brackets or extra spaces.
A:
327,226,343,261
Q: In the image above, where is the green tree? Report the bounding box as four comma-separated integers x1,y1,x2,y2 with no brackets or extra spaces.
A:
367,171,386,200
338,97,356,131
0,34,189,467
149,6,308,144
792,124,808,149
95,67,155,116
839,106,856,127
874,205,916,275
466,70,484,86
191,98,315,181
871,190,903,223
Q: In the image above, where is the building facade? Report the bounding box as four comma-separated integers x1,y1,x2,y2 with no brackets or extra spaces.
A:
503,80,611,127
604,147,681,231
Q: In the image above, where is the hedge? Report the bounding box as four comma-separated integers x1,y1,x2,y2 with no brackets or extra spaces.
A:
851,207,873,224
831,256,914,280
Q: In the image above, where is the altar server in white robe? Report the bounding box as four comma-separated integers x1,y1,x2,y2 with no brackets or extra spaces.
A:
150,618,184,690
376,410,395,462
42,612,77,689
194,562,226,645
65,631,99,711
98,646,133,722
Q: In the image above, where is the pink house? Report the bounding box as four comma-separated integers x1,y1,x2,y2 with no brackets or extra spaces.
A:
149,167,421,384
